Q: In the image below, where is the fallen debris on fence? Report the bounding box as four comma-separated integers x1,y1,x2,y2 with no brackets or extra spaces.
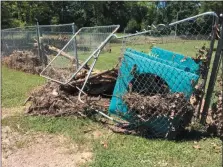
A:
26,82,111,117
26,68,118,117
122,92,194,138
123,92,194,121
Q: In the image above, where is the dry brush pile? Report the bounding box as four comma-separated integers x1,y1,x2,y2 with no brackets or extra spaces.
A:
207,91,223,137
123,92,194,123
2,50,43,74
26,68,118,117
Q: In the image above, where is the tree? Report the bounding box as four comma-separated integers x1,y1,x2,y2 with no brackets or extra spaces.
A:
200,1,223,16
1,1,222,31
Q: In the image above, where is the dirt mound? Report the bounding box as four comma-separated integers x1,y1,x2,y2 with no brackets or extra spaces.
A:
2,50,43,74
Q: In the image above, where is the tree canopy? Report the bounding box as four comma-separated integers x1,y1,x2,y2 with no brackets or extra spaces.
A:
1,1,223,32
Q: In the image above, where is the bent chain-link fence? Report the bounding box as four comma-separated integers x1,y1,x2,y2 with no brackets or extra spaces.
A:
109,12,219,138
40,25,120,84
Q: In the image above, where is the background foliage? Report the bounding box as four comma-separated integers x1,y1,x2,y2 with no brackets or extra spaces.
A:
1,1,223,32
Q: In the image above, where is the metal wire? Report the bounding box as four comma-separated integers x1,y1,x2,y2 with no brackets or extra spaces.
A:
110,12,219,138
40,25,120,85
1,23,74,58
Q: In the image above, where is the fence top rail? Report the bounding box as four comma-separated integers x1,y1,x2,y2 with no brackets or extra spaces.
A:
169,11,218,26
1,23,74,31
80,25,120,29
114,11,218,39
38,23,74,28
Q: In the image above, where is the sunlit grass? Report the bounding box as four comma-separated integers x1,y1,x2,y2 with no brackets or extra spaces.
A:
1,66,45,107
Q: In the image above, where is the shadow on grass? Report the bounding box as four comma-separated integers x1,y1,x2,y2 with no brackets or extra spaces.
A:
92,116,221,142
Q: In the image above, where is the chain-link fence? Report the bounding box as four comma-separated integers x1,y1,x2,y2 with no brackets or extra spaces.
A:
1,26,36,57
108,12,220,138
203,21,223,137
40,25,120,84
1,12,222,138
1,23,75,58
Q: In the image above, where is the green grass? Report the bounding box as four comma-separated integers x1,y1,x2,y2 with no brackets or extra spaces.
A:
84,40,214,70
91,135,221,167
2,115,100,145
1,39,222,167
2,115,222,167
1,66,45,107
51,39,216,71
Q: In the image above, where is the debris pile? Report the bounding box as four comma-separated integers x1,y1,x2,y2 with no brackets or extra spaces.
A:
207,91,223,137
26,68,118,117
2,50,43,74
123,92,194,122
122,92,194,138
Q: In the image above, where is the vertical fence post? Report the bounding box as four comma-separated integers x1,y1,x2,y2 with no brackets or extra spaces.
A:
72,22,78,70
201,14,223,124
35,19,42,64
12,31,15,48
196,15,219,119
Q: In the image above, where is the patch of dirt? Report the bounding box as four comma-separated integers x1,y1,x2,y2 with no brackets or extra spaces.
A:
2,126,92,167
1,107,25,119
84,129,105,140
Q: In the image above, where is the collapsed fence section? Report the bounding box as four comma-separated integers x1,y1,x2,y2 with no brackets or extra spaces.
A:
2,12,222,138
108,12,220,138
40,25,120,85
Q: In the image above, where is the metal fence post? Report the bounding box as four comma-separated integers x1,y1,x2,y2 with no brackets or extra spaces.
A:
201,14,223,124
35,19,42,64
196,16,219,119
72,22,78,70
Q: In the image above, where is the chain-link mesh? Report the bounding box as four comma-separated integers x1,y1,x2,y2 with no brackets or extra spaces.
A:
205,21,222,137
1,23,74,58
109,12,218,138
1,26,36,57
206,55,222,136
40,25,120,84
39,24,75,51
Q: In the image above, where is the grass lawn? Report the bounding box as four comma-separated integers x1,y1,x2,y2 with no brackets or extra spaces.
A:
1,66,45,107
53,39,213,71
87,39,214,70
2,115,222,167
1,39,222,166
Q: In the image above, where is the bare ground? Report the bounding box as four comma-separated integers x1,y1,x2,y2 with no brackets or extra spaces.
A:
1,108,92,167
